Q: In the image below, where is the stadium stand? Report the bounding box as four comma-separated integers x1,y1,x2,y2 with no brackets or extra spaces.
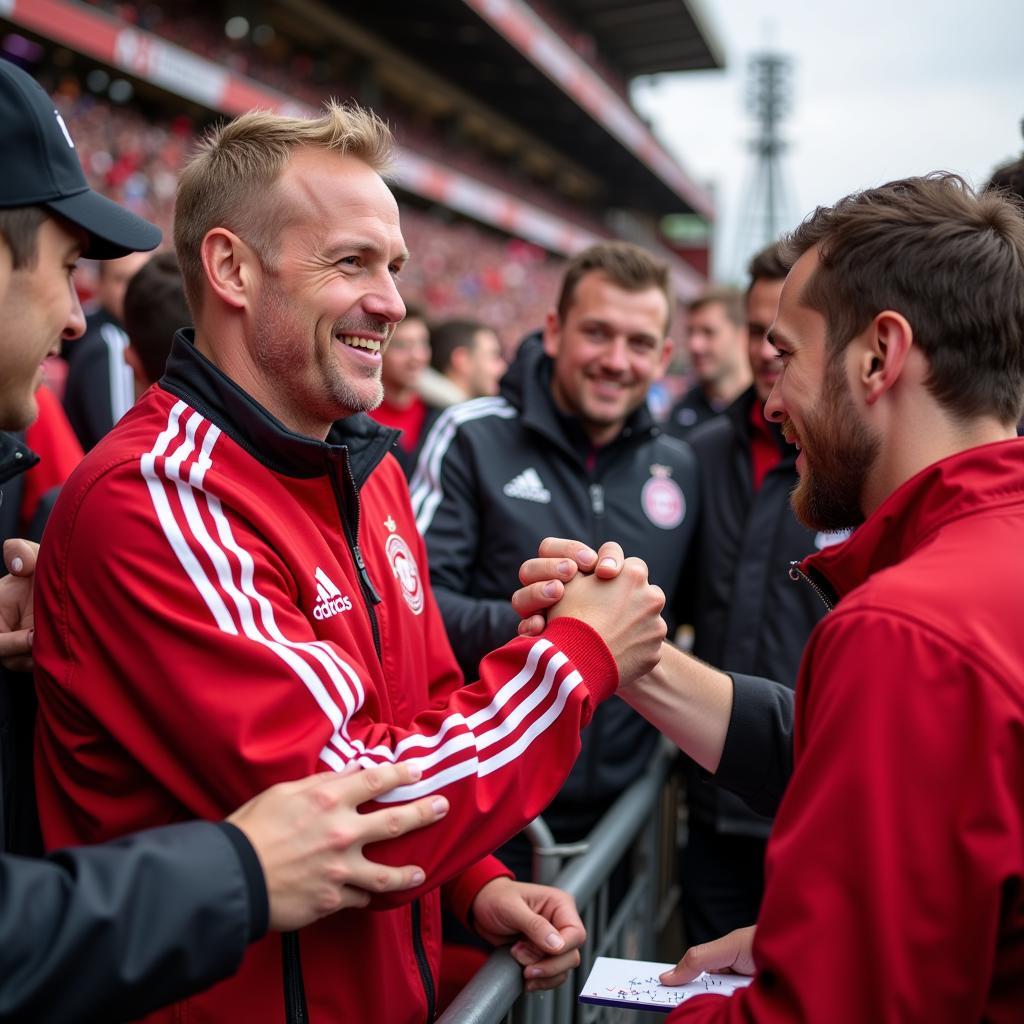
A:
1,0,715,346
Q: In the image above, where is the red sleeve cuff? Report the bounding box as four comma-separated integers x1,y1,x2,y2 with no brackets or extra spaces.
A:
542,617,619,721
443,854,513,927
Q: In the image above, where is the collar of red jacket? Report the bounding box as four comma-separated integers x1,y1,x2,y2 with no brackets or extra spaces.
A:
161,328,401,485
800,437,1024,602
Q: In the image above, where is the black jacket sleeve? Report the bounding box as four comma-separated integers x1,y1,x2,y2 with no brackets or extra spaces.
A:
0,821,267,1023
63,335,116,452
711,672,795,818
414,426,519,680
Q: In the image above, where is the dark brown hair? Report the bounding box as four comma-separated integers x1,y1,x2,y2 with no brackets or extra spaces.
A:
746,240,791,288
687,285,745,327
429,318,492,374
123,252,191,385
783,173,1024,424
556,241,673,331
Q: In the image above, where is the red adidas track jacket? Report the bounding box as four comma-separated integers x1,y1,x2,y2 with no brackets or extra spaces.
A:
33,333,619,1024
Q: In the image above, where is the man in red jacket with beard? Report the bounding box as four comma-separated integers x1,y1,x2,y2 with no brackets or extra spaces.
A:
517,173,1024,1022
32,100,667,1024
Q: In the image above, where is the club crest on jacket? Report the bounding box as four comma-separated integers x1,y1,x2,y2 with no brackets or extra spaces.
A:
641,464,686,530
384,515,424,615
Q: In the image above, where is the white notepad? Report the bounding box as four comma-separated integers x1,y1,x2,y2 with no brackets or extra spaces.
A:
579,956,752,1013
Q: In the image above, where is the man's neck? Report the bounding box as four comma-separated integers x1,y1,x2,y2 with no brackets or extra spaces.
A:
863,408,1016,519
193,326,332,440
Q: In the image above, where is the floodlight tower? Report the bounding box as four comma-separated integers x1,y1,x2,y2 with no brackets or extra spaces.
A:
736,53,794,266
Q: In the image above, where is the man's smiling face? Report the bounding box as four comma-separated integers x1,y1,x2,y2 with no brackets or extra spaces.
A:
0,214,87,430
245,147,409,438
765,247,879,531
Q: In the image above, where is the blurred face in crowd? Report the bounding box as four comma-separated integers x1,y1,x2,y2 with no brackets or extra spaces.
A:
747,276,786,403
765,248,879,531
543,270,672,446
246,148,407,438
97,250,150,323
0,215,86,429
686,300,746,388
462,328,507,397
382,315,430,399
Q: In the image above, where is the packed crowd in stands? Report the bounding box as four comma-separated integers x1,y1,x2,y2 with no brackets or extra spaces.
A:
43,67,567,348
79,0,612,237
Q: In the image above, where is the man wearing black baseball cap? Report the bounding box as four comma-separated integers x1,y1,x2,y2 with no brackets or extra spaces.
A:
0,58,445,1023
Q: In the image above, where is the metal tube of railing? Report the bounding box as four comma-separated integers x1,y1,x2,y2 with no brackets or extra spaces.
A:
553,742,673,909
438,742,675,1024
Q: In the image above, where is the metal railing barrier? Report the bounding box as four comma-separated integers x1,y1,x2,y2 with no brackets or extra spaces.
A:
439,739,680,1024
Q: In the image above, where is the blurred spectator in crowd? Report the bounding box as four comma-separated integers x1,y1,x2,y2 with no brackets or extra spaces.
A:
665,286,750,438
427,318,508,402
122,251,191,397
674,243,829,945
63,249,150,449
411,240,697,878
369,304,439,476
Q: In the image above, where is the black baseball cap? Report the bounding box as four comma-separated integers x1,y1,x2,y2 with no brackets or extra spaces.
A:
0,58,161,259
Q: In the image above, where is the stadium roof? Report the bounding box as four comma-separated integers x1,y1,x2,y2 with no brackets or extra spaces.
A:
318,0,715,219
552,0,724,78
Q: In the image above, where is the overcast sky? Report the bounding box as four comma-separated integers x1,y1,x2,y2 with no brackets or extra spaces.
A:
631,0,1024,281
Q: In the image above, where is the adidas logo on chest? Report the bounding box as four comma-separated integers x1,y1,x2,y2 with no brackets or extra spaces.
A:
313,566,353,620
503,467,552,504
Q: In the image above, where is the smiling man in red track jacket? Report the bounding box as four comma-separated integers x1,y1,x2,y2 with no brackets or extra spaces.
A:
31,102,667,1024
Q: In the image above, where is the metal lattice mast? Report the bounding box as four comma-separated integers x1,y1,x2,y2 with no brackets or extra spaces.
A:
735,53,794,269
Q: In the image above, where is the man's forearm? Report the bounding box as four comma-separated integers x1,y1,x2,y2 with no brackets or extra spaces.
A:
619,642,733,773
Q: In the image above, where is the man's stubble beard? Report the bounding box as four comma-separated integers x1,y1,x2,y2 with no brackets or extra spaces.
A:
253,278,385,421
789,354,879,533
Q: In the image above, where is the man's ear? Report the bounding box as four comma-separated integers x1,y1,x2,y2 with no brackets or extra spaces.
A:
200,228,258,312
541,311,561,359
858,310,913,405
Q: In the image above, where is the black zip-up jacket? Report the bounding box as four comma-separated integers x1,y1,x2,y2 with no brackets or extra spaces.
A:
411,335,698,820
681,387,828,835
62,307,133,451
0,431,266,1023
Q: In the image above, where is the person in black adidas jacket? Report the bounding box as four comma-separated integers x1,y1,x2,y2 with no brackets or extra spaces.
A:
411,241,698,856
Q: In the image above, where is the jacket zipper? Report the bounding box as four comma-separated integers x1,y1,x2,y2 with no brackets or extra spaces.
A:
411,900,437,1022
332,457,383,658
282,933,308,1024
788,562,837,612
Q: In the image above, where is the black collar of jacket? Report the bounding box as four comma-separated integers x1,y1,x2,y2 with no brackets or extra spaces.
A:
501,332,659,461
0,428,37,483
160,329,400,486
727,386,795,464
0,432,38,485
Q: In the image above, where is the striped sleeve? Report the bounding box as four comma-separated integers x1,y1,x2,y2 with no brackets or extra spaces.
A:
409,396,516,533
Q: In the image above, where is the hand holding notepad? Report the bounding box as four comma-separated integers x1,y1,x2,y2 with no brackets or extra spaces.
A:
579,957,752,1013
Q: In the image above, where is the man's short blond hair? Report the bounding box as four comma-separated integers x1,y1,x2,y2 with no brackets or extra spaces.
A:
174,101,393,313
